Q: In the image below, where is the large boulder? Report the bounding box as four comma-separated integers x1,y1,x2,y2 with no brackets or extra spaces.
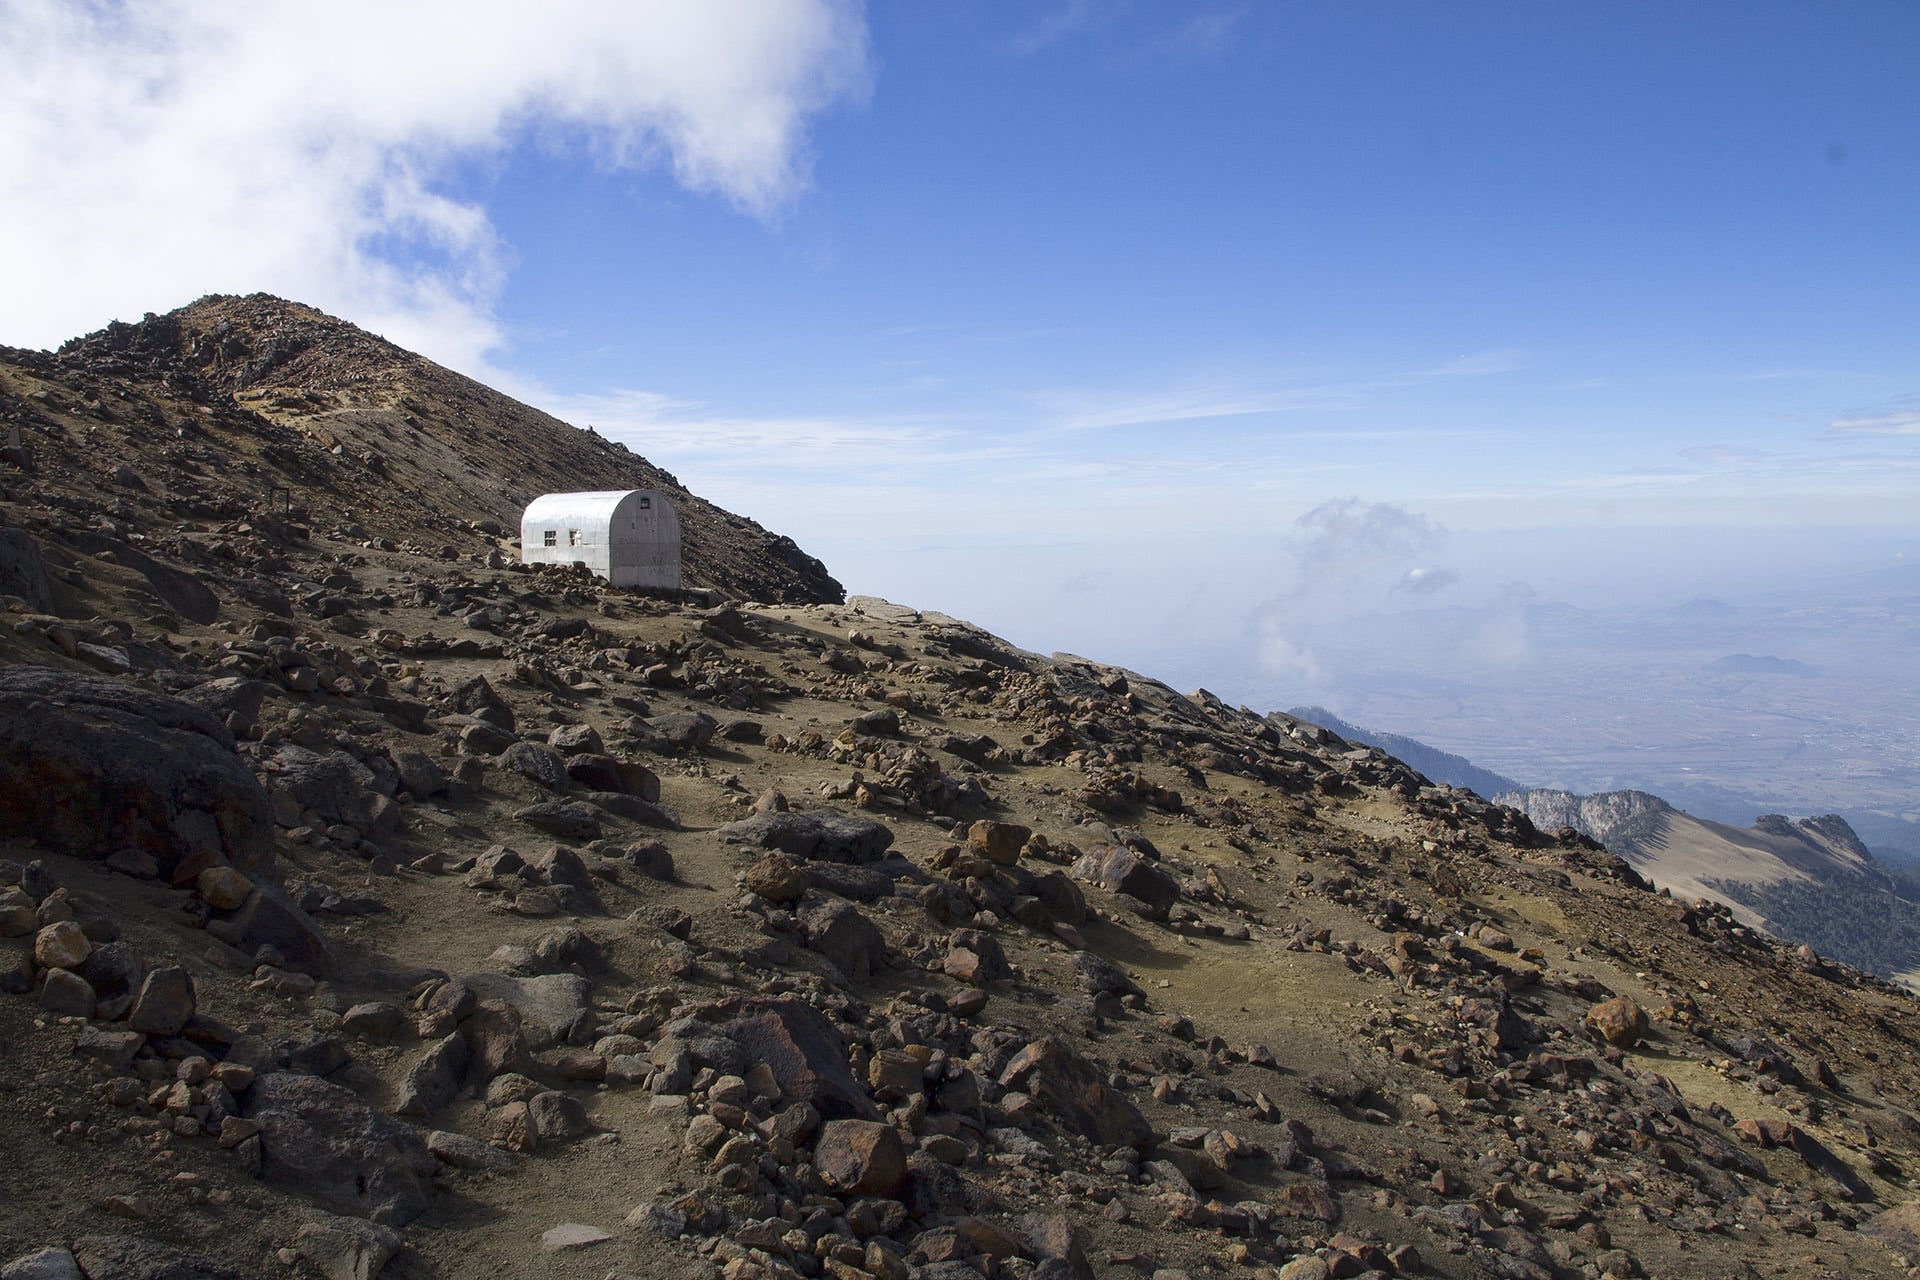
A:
461,972,591,1049
999,1036,1152,1150
721,998,877,1121
1069,845,1179,910
718,809,895,864
814,1119,906,1196
0,667,273,878
797,899,889,983
264,747,396,839
243,1072,438,1226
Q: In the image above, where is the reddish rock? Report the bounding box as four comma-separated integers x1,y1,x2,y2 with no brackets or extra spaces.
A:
459,1000,537,1095
814,1118,906,1196
743,853,808,904
1027,1214,1094,1280
1584,995,1649,1048
1733,1116,1793,1147
196,866,253,911
1276,1182,1342,1224
563,753,627,793
968,820,1030,867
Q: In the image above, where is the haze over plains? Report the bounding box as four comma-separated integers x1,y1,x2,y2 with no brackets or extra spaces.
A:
3,2,1915,836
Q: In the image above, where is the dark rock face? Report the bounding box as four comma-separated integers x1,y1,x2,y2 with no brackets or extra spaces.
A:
499,741,569,792
798,898,889,982
65,529,220,625
721,998,877,1121
209,883,330,976
0,666,273,878
242,1072,438,1226
0,527,53,610
718,809,895,864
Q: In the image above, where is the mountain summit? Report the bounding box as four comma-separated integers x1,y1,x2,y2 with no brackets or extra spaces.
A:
23,293,842,604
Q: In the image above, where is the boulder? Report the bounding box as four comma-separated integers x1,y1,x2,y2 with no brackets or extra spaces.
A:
293,1213,403,1280
389,1043,464,1120
267,747,396,840
798,898,889,983
69,1236,242,1280
450,676,513,731
0,667,273,878
998,1036,1152,1149
968,820,1030,867
546,723,604,755
721,998,877,1121
1584,996,1649,1049
943,929,1011,985
638,711,717,751
814,1119,907,1196
1069,845,1179,910
127,966,196,1036
388,749,448,799
562,753,626,793
0,527,53,611
210,883,330,976
805,861,895,903
743,852,808,904
514,802,600,842
0,1246,82,1280
499,742,569,792
717,809,895,864
243,1072,438,1226
462,972,591,1049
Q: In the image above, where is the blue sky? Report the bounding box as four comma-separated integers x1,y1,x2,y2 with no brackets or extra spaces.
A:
4,1,1917,698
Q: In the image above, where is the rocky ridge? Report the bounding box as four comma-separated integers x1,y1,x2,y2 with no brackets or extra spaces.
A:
4,309,1920,1280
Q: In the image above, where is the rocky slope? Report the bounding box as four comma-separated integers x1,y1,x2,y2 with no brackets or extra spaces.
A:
6,309,1920,1280
1286,709,1524,804
1500,789,1920,983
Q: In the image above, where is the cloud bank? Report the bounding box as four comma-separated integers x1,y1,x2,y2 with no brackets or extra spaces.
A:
0,0,868,369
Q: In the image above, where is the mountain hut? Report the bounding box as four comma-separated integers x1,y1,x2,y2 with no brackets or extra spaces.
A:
519,489,681,588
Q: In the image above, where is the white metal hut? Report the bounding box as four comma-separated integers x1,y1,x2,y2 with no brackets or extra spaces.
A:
519,489,681,589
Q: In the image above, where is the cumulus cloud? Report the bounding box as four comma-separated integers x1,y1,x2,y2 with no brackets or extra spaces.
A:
0,0,868,368
1294,497,1443,575
1250,498,1456,688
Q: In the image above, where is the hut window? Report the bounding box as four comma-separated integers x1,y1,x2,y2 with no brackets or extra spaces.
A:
636,496,650,509
543,530,557,547
568,529,581,546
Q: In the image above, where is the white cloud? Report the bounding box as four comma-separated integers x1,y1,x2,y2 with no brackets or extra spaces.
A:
1829,399,1920,436
0,0,868,367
